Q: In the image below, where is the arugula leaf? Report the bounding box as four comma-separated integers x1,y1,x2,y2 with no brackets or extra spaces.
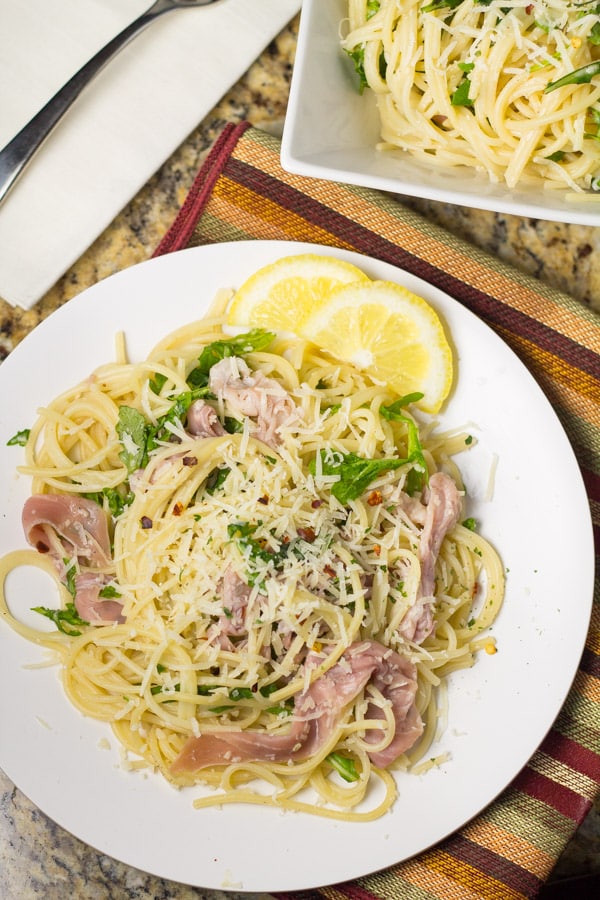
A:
422,0,464,11
266,703,293,717
6,428,30,447
32,602,89,636
326,752,360,783
310,450,407,505
116,390,209,473
344,3,385,95
227,521,290,586
259,682,280,698
149,372,168,395
187,329,275,387
116,406,149,473
590,8,600,46
99,584,121,599
228,687,254,701
63,558,77,598
345,46,370,94
84,486,133,518
380,393,428,494
451,77,474,107
310,395,427,503
545,61,600,93
206,466,231,495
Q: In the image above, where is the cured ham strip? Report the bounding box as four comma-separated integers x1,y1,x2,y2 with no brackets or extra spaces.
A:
22,494,112,567
419,472,463,598
208,356,296,448
22,493,123,625
171,640,422,774
206,568,255,650
186,399,226,438
399,471,462,644
361,646,423,766
73,573,125,625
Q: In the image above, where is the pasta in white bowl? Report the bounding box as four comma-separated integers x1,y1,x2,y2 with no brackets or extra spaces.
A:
281,0,600,224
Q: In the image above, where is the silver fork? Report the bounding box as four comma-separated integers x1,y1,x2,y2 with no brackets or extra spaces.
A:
0,0,222,205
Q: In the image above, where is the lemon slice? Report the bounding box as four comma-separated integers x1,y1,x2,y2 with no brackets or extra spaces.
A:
301,280,454,413
226,253,371,332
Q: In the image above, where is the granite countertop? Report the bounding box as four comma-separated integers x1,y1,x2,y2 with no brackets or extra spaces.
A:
0,13,598,899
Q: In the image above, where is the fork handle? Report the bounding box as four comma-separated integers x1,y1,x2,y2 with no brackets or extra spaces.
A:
0,0,176,205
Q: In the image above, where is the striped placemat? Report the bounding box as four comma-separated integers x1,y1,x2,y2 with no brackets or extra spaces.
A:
154,122,600,900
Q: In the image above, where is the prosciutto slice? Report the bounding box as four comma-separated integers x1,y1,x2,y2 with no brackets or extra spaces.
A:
73,573,125,625
206,568,254,650
22,494,111,567
22,493,123,625
171,640,422,774
398,472,462,644
186,399,226,438
208,356,296,448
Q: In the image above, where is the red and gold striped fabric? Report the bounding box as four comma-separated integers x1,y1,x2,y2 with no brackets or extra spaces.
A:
154,122,600,900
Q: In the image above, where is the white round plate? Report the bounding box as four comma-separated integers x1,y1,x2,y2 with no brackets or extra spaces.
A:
0,241,594,892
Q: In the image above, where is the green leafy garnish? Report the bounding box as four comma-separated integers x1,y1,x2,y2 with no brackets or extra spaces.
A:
149,372,168,395
99,584,121,599
344,2,385,94
422,0,464,12
451,77,474,107
326,752,360,783
311,450,408,505
228,687,254,701
116,389,208,473
63,558,77,598
227,521,289,585
310,393,427,504
545,61,600,93
187,329,275,388
589,10,600,46
462,517,477,531
84,486,133,518
116,406,149,473
380,393,428,494
7,428,30,447
259,682,280,698
32,602,89,636
206,465,231,494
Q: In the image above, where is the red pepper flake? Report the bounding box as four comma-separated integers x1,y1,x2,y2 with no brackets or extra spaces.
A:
282,535,291,544
173,502,184,516
373,544,382,557
324,564,336,577
367,490,383,506
298,526,316,543
311,499,322,509
258,495,269,505
182,456,197,467
141,516,153,529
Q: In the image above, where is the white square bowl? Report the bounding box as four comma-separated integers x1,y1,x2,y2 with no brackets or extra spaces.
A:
281,0,600,226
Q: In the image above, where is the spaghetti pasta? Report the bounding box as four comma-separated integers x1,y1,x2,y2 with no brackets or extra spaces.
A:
0,295,504,820
342,0,600,191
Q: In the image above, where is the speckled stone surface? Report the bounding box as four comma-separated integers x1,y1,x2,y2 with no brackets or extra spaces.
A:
0,12,598,898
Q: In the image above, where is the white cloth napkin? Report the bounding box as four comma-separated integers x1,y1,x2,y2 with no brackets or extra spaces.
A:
0,0,300,309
